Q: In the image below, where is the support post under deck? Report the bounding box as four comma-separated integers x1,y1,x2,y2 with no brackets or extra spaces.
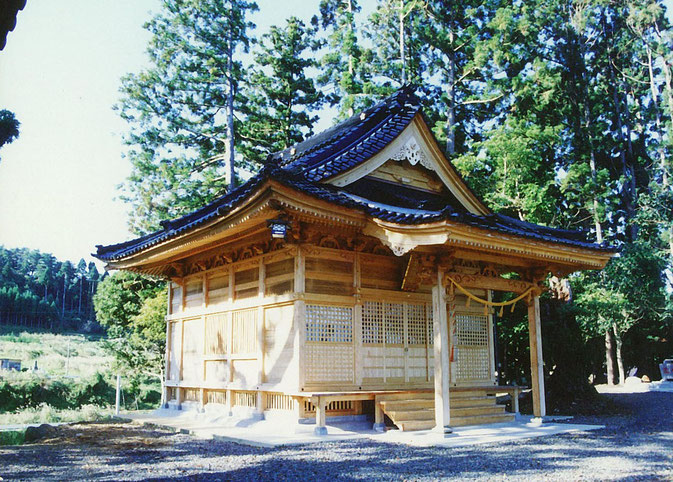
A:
528,295,546,418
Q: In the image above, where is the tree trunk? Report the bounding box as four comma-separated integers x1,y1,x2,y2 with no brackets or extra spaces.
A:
62,276,66,317
612,323,625,385
605,328,615,385
399,0,405,85
347,0,353,76
662,59,673,128
78,277,83,314
446,29,456,156
225,37,236,191
647,47,668,187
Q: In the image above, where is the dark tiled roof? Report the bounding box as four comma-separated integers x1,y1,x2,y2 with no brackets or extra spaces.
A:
96,86,612,262
271,85,421,182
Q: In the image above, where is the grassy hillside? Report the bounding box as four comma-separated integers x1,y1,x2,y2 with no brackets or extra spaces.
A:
0,326,113,378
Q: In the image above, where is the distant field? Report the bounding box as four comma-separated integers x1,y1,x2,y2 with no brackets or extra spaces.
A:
0,326,113,378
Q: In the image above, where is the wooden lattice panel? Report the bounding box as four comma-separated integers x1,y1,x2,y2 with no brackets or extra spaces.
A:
205,313,228,355
231,309,257,354
362,301,383,344
385,303,404,345
305,304,353,343
454,313,490,382
407,303,427,345
305,343,354,383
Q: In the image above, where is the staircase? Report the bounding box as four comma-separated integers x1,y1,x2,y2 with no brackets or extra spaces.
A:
378,390,515,431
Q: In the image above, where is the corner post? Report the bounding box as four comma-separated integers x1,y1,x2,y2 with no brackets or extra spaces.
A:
432,267,452,434
528,294,546,418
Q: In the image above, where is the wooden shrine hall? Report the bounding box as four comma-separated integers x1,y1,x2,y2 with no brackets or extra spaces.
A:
96,86,615,435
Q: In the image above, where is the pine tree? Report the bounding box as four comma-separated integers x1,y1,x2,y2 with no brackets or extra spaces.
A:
239,16,323,162
118,0,258,234
317,0,380,118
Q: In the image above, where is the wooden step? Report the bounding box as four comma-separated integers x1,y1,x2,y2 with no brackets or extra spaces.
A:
450,412,515,427
377,392,434,401
386,408,434,421
451,396,496,408
379,399,434,410
386,405,505,424
397,419,436,431
450,405,506,417
394,412,515,431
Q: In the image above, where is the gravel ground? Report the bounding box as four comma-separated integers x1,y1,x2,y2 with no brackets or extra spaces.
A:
1,391,672,481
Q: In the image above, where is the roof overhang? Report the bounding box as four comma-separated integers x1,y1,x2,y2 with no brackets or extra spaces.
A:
364,217,616,272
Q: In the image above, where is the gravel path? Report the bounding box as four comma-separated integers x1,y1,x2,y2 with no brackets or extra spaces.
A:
1,391,672,481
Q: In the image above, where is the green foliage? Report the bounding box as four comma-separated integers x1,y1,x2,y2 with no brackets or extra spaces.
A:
0,109,20,161
0,372,114,413
93,272,166,379
118,0,259,234
0,431,25,446
0,246,101,331
240,16,323,162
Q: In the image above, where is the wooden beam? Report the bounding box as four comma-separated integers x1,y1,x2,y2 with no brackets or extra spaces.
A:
445,271,536,294
293,246,306,392
432,268,452,434
528,295,546,418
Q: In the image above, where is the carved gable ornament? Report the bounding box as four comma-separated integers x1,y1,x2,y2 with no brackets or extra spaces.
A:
390,137,434,172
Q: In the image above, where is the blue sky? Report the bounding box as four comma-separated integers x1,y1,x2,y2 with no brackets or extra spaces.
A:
0,0,324,269
0,0,671,270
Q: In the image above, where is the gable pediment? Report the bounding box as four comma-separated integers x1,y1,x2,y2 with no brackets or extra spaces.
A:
326,114,490,216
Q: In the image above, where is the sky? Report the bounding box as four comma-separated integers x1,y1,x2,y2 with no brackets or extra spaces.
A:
0,0,325,270
0,1,672,271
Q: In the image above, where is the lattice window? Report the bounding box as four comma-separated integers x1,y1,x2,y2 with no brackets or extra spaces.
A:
454,313,490,381
231,309,257,354
205,313,228,355
305,305,353,343
362,301,383,344
407,303,427,345
385,303,404,345
455,314,489,347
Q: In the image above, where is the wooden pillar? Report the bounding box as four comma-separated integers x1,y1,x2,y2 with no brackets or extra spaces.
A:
178,319,184,410
293,246,306,392
432,268,452,434
373,396,385,432
528,294,546,418
256,262,265,415
354,253,363,387
314,396,327,435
